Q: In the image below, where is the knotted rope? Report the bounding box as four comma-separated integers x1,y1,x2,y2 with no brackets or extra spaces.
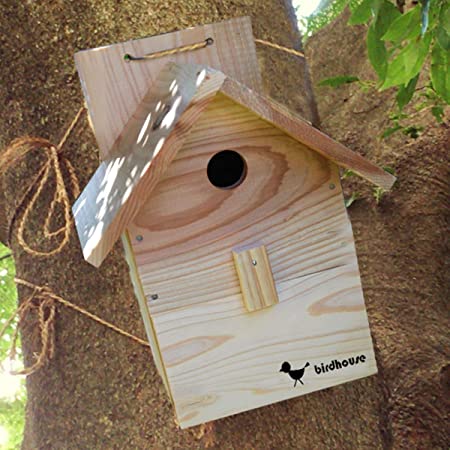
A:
0,278,150,376
2,107,84,255
1,280,56,375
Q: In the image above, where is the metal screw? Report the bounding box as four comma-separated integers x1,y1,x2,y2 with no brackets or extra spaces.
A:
136,235,143,242
151,294,159,301
329,183,336,190
252,259,257,266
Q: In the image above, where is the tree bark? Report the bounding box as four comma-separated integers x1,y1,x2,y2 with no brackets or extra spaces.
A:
0,2,448,449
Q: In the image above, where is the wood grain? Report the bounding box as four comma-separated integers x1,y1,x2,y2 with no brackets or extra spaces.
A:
220,79,396,190
127,95,377,427
75,16,262,160
121,232,172,398
232,245,279,312
72,64,225,266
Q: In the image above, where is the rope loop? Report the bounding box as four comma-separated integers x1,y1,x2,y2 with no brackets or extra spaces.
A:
1,107,84,256
0,278,150,376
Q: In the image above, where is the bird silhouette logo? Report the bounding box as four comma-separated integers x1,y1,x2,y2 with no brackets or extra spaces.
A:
280,361,310,387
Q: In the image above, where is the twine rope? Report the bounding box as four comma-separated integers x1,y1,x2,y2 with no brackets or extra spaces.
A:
124,36,305,61
254,38,305,58
0,278,150,376
3,108,84,255
0,36,305,376
124,37,214,61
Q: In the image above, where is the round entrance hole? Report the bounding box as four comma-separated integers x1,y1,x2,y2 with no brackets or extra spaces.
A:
207,150,247,189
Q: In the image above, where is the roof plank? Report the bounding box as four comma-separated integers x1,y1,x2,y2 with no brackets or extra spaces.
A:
73,63,225,266
220,79,396,190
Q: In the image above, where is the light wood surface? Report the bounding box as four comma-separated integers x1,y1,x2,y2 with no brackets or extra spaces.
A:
74,60,395,267
232,245,279,312
72,64,225,266
220,79,396,190
127,95,377,427
121,232,172,398
75,17,262,160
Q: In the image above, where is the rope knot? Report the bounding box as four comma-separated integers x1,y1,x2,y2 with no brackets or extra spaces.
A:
1,278,56,375
0,108,84,256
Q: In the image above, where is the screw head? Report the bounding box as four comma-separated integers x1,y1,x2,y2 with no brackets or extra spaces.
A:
136,235,143,242
252,259,257,266
151,294,158,301
329,183,336,190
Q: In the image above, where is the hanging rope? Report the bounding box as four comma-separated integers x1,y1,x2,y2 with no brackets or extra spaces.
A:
0,280,56,375
124,36,305,62
254,38,305,58
0,278,150,376
2,107,84,256
124,37,214,61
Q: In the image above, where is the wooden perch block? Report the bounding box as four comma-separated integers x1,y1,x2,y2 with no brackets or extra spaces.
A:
233,245,279,312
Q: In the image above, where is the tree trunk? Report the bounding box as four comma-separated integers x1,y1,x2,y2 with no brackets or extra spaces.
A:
0,2,448,449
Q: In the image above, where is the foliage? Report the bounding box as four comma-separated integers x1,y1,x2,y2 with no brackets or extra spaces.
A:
302,0,364,36
309,0,449,138
344,191,361,207
0,243,25,450
341,167,396,205
373,166,397,203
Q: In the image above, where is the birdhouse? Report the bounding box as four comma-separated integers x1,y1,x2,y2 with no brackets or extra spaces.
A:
73,61,395,428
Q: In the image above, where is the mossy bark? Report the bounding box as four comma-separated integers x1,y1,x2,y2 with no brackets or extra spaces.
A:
0,2,448,449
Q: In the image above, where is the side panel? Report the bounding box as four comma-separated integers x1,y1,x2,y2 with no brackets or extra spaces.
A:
121,232,172,399
127,95,377,427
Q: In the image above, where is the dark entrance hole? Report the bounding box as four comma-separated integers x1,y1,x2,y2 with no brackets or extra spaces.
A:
207,150,247,189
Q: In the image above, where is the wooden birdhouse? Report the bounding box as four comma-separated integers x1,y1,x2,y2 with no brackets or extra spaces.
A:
72,19,395,428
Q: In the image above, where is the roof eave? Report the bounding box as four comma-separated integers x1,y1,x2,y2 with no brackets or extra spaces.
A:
219,77,396,191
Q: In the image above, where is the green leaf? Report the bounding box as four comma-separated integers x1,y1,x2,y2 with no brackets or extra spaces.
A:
396,73,419,110
420,0,430,35
382,6,421,43
344,191,360,208
318,75,360,87
341,169,356,179
382,166,396,176
375,0,402,36
431,105,444,123
440,3,450,33
367,24,388,80
436,26,450,51
382,124,403,139
373,186,385,204
403,125,423,138
348,0,373,25
431,42,450,104
367,1,402,83
380,32,432,90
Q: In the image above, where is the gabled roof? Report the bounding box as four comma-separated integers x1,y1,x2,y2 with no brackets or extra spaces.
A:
73,62,396,267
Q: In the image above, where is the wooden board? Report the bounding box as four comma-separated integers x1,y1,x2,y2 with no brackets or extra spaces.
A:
220,79,396,190
127,95,377,427
72,64,225,267
75,16,262,160
121,232,172,397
